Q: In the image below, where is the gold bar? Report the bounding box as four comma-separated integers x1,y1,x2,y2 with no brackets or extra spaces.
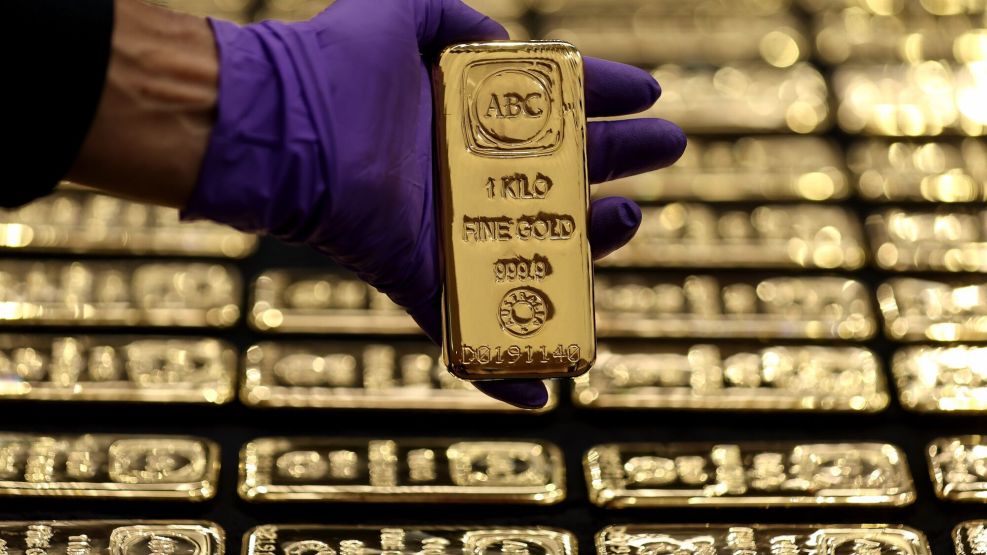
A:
239,437,565,503
598,137,849,202
433,41,595,380
867,208,987,271
249,270,418,334
541,13,808,66
242,341,557,411
0,335,236,403
892,345,987,412
954,521,987,555
813,9,983,64
0,522,224,555
626,64,830,134
800,0,986,15
0,433,219,500
243,525,575,555
849,139,987,202
877,278,987,341
0,261,241,328
928,435,987,502
584,441,915,508
574,343,888,411
598,204,865,269
595,274,876,340
0,187,256,257
597,525,931,555
833,63,987,136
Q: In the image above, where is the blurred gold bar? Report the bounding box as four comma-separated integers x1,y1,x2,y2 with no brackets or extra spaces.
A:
892,345,987,412
584,441,915,508
813,8,986,64
597,525,931,555
800,0,986,15
574,343,888,411
833,63,987,136
868,208,987,272
249,270,418,334
928,435,987,502
598,204,865,269
434,42,595,380
243,525,575,555
0,261,241,328
0,522,224,555
877,278,987,341
239,437,565,503
849,139,987,202
541,13,808,66
595,274,876,339
629,63,830,134
0,433,218,500
0,336,235,403
0,187,257,257
241,341,557,411
954,521,987,555
598,137,849,202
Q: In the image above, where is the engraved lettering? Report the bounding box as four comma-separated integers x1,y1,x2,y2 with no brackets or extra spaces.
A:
462,214,575,242
494,255,552,282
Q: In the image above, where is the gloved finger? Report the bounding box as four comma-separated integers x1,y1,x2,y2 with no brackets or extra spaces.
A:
585,57,661,117
416,0,509,52
474,380,550,409
588,118,687,184
407,288,550,409
590,196,642,260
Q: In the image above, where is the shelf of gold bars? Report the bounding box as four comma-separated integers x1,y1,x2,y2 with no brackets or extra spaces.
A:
0,0,984,551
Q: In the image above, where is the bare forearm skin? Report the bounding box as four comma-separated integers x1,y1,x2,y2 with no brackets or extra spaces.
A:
67,0,218,208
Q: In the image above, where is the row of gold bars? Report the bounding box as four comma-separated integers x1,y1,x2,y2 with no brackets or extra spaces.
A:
0,335,983,412
0,433,982,504
0,263,983,339
0,521,983,555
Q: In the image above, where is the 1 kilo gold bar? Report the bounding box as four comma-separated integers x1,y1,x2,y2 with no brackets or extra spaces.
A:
239,437,565,504
927,435,987,503
0,433,219,500
241,341,557,411
597,525,931,555
433,41,595,380
892,345,987,412
584,441,915,508
0,521,224,555
954,521,987,555
0,335,236,404
243,525,575,555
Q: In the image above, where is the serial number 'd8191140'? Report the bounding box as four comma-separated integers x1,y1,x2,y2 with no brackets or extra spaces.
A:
461,344,581,365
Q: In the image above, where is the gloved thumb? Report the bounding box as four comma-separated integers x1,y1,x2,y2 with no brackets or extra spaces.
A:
415,0,509,53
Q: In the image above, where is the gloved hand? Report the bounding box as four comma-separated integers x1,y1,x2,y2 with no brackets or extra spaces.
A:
183,0,686,409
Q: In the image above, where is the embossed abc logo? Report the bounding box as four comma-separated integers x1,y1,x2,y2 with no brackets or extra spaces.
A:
475,69,550,144
466,61,562,155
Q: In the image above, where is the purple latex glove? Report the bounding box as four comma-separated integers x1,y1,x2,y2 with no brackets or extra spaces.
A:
183,0,686,409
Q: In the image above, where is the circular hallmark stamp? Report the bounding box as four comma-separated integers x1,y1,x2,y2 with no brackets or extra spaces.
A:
474,68,551,145
498,287,551,337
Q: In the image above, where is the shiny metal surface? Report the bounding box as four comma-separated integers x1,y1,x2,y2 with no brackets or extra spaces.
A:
868,208,987,272
849,139,987,202
241,341,557,411
0,433,219,500
0,335,235,403
0,522,224,555
243,525,575,555
928,435,987,502
239,437,565,504
877,278,987,341
574,343,888,411
954,521,987,555
434,41,594,380
584,441,915,508
892,345,987,412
